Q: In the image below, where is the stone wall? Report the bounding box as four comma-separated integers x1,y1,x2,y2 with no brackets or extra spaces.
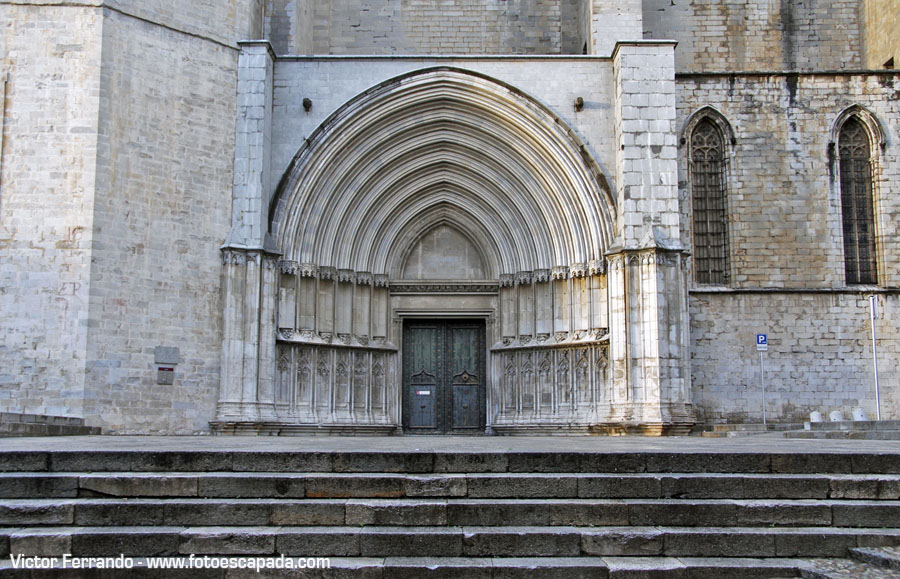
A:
643,0,862,72
264,0,583,55
691,291,898,422
861,0,900,69
0,4,103,418
82,8,245,433
679,71,900,422
677,72,900,289
0,1,262,433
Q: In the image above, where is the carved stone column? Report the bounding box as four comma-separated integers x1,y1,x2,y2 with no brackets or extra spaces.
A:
216,247,281,424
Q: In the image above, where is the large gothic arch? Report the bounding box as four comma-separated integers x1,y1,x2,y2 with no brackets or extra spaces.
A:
215,64,692,435
270,67,617,275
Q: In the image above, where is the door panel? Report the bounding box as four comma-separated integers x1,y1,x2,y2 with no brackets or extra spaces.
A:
403,320,485,434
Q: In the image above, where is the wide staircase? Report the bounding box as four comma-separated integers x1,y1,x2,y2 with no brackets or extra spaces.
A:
1,446,900,577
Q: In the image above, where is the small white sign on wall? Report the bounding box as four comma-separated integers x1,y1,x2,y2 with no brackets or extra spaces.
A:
756,334,768,351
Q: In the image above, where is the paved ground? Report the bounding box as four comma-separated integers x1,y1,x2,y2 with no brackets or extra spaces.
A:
1,433,899,453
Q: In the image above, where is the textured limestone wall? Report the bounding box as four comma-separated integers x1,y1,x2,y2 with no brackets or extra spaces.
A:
677,72,900,289
679,72,900,422
643,0,862,72
861,0,900,69
264,0,581,55
691,292,898,422
82,9,244,433
0,1,262,433
0,4,103,418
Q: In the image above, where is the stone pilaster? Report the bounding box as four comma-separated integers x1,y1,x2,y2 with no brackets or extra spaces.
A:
224,41,275,250
608,41,693,433
216,247,282,423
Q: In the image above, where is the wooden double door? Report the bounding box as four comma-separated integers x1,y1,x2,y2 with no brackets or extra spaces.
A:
402,319,486,434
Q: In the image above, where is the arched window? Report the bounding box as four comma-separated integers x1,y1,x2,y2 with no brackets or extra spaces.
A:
839,117,877,285
690,119,729,285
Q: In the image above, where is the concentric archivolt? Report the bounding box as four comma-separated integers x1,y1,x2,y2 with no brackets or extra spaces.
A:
270,67,616,277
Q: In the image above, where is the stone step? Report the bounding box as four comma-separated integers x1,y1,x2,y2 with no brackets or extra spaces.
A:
0,556,812,579
2,472,898,500
797,557,900,578
851,546,900,570
0,414,100,437
3,450,899,474
2,498,899,529
4,526,899,559
785,431,900,441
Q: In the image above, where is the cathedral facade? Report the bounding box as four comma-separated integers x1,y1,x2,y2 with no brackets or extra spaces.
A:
0,1,897,434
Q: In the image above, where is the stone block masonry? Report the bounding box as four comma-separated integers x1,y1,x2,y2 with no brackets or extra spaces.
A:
679,71,900,422
643,0,862,73
0,1,263,433
0,4,104,419
691,291,899,422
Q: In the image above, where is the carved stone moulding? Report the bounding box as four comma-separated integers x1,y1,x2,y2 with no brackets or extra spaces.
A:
222,249,247,266
499,274,515,288
554,331,569,343
515,271,532,285
374,274,390,288
569,263,587,278
551,266,569,280
588,259,606,275
299,263,318,277
318,267,336,281
338,269,355,283
357,272,373,285
279,260,299,275
389,282,499,294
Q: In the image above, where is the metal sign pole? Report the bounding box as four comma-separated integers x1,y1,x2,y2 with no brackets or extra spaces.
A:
870,295,881,421
760,349,766,426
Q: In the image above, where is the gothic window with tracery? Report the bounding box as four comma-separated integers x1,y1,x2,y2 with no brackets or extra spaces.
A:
690,119,729,285
839,118,877,285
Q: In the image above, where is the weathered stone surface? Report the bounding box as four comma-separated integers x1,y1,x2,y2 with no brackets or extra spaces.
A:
491,557,610,579
579,475,662,498
198,475,303,498
382,557,492,579
9,530,72,557
276,528,361,557
461,527,581,557
433,453,508,473
81,475,199,498
466,474,578,498
0,475,78,499
663,528,775,557
346,500,447,526
269,501,345,525
742,475,831,499
304,475,405,499
75,501,165,526
581,528,664,557
331,453,433,474
180,527,275,555
405,475,467,498
69,527,182,556
231,452,332,473
360,528,463,557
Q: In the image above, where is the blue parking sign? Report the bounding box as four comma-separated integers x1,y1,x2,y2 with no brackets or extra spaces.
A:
756,334,767,351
